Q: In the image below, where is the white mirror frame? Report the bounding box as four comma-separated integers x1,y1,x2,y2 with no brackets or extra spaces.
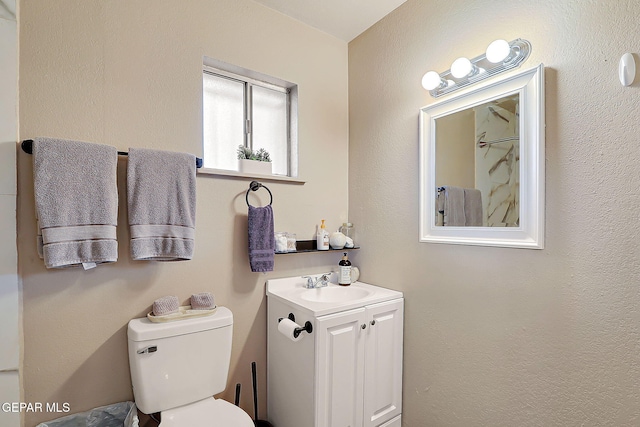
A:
419,64,545,249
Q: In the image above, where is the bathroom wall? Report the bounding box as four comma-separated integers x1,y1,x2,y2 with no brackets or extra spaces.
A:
434,110,475,189
0,0,20,426
18,1,349,425
349,0,640,425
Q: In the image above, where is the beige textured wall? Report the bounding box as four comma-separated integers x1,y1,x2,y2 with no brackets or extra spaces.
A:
18,1,349,426
349,0,640,425
435,110,475,189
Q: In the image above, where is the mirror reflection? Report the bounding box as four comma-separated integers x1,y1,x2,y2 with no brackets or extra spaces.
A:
435,93,520,227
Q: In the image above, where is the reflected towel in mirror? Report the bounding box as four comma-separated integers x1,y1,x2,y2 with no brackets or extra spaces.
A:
463,188,483,226
437,186,483,226
438,186,465,226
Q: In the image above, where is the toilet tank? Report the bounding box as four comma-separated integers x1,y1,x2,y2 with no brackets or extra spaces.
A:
127,306,233,414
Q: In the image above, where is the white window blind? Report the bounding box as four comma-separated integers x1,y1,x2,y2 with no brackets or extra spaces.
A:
203,73,245,171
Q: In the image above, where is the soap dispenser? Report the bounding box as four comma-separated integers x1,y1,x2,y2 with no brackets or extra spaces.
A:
338,252,352,286
317,220,330,251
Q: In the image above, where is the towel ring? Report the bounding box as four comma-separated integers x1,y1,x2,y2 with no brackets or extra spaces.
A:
246,181,273,207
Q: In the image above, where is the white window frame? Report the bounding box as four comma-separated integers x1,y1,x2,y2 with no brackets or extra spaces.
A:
201,57,300,181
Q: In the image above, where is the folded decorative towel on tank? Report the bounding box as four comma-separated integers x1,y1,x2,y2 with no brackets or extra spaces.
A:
190,292,215,310
32,137,118,269
153,295,180,316
127,148,196,261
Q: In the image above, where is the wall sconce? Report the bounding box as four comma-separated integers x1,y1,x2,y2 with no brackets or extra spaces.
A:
422,38,531,98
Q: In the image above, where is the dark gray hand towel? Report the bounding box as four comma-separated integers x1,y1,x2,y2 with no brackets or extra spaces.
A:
127,148,196,261
248,205,274,272
33,137,118,269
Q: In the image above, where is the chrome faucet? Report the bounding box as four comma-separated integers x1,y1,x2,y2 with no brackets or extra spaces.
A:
302,276,315,288
302,273,332,289
316,273,331,288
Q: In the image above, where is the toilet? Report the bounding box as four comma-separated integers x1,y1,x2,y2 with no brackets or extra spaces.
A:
127,306,254,426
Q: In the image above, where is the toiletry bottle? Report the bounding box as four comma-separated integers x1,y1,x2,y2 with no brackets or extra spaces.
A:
338,252,352,286
317,220,330,250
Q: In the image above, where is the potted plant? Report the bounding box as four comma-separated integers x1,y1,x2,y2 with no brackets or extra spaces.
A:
237,145,272,175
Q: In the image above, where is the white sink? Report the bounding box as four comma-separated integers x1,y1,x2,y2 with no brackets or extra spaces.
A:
266,274,403,316
300,286,372,303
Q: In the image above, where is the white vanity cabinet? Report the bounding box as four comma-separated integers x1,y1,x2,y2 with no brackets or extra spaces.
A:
266,276,403,427
316,299,404,427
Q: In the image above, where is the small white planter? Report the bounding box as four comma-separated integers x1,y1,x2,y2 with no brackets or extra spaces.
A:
239,159,272,175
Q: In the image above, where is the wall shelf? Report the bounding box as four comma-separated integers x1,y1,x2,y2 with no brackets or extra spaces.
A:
276,239,360,255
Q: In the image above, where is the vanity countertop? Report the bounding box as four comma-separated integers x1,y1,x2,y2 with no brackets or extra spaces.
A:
266,274,403,317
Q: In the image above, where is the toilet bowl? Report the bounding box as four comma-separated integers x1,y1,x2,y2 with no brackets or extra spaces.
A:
127,306,253,426
159,397,252,427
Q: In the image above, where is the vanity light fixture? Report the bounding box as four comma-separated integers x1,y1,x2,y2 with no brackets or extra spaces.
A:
450,57,479,79
422,38,531,98
421,71,447,91
485,39,511,63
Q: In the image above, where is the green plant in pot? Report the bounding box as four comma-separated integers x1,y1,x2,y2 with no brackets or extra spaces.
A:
237,145,272,175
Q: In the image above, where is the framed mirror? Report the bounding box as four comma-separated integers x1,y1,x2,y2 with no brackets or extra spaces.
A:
419,64,544,249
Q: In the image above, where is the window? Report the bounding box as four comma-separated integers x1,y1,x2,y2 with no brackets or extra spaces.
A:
202,59,298,177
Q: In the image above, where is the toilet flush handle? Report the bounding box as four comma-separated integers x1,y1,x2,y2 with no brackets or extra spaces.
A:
137,345,158,355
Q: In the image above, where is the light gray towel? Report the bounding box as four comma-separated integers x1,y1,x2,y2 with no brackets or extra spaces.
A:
153,295,179,316
127,148,196,261
190,292,215,310
32,137,118,269
439,186,466,226
463,188,483,226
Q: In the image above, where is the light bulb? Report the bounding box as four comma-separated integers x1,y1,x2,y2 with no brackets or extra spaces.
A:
422,71,443,91
450,57,473,79
486,39,511,63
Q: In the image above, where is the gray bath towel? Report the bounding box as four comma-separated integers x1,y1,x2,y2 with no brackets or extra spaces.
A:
440,186,466,226
127,148,196,261
32,137,118,269
463,188,483,226
248,205,274,272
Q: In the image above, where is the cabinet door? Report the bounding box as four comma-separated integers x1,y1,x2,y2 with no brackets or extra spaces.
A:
363,299,404,427
316,307,366,427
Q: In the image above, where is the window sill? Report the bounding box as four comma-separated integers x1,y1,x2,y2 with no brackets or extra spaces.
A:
197,167,305,184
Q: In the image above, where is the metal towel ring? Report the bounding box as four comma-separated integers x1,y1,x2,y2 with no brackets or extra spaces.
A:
246,181,273,207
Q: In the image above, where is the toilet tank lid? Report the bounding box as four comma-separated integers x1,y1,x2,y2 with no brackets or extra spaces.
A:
128,306,233,342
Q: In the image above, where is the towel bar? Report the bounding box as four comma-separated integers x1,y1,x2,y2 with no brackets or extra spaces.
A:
20,139,203,169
